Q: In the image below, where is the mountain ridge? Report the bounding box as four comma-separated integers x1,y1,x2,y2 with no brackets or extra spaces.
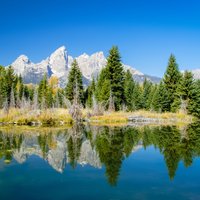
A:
10,46,161,87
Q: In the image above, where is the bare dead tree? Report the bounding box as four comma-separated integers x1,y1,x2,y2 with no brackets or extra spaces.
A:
33,87,39,110
20,92,26,109
60,93,71,109
55,91,60,108
69,81,82,122
41,97,46,110
180,98,188,114
24,97,31,110
16,93,21,108
92,95,104,116
3,97,9,115
108,90,115,112
10,85,16,108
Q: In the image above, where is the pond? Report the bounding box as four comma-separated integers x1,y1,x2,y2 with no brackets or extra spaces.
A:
0,124,200,200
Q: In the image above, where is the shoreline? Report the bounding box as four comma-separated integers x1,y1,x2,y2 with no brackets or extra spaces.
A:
0,109,195,127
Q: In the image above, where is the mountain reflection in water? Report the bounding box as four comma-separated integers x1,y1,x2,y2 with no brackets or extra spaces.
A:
1,123,200,186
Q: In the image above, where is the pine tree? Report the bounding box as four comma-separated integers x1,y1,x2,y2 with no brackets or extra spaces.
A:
15,75,24,107
124,70,136,111
106,46,125,110
0,66,7,108
65,59,84,106
163,55,181,112
133,83,143,110
151,85,160,111
46,86,53,108
172,71,194,113
142,79,153,110
151,82,171,112
38,74,48,109
188,80,200,118
158,82,171,112
95,67,110,107
5,66,17,106
180,71,194,100
85,77,96,108
147,84,157,111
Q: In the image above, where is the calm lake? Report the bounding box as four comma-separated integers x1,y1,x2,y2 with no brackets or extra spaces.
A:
1,124,200,200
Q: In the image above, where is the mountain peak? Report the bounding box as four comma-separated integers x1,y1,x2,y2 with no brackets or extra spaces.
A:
48,46,68,79
78,53,89,58
50,46,67,58
55,45,66,52
9,46,161,86
15,55,30,63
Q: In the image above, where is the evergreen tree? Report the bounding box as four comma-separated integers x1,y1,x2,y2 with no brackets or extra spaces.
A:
142,79,153,110
95,67,111,108
0,66,7,108
188,80,200,118
4,66,17,107
124,70,136,111
163,55,181,112
152,82,171,112
133,83,143,110
151,85,160,111
38,74,48,109
172,71,194,112
15,75,24,107
106,46,125,110
85,77,96,108
147,84,157,110
65,59,84,105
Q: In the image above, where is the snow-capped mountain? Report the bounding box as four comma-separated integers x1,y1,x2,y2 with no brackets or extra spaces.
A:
10,46,161,87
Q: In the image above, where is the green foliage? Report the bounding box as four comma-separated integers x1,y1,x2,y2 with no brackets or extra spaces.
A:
65,59,84,105
85,77,96,108
38,74,49,108
172,71,194,112
95,46,125,110
133,83,143,110
163,55,181,112
124,70,136,111
188,80,200,118
106,46,125,110
141,79,153,110
95,67,111,107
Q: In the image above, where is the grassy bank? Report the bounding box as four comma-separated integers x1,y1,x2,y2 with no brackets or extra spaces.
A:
0,108,73,126
89,110,195,125
0,108,195,126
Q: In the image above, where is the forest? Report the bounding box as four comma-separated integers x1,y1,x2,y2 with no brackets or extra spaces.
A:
0,46,200,124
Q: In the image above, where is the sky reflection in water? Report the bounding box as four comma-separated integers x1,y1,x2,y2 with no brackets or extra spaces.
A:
0,124,200,200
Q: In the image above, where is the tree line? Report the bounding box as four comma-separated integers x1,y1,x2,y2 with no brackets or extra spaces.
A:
0,46,200,117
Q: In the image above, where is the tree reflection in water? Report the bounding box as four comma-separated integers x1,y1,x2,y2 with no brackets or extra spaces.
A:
1,123,200,185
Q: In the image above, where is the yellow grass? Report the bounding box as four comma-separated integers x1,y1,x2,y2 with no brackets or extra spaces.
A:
0,108,195,127
90,110,195,125
0,108,73,126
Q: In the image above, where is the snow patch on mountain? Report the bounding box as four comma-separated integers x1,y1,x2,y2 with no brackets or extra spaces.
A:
10,46,161,87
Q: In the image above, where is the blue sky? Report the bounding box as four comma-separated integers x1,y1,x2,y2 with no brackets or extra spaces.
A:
0,0,200,77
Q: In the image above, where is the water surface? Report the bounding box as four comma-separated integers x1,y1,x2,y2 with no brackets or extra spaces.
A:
0,124,200,200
